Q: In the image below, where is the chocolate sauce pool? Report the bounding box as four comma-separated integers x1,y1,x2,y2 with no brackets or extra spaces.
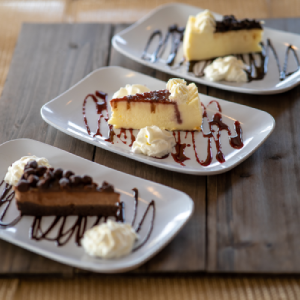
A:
0,181,155,249
142,25,300,81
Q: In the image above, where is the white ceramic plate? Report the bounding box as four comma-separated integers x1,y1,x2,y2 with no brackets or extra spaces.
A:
41,66,275,175
0,139,193,273
112,3,300,94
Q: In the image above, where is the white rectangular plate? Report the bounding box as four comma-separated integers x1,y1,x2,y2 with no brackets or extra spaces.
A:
41,66,275,175
112,3,300,94
0,139,194,273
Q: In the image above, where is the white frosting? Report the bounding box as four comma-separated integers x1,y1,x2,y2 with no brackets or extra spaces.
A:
4,156,51,186
204,56,248,82
112,84,150,99
166,78,200,104
194,10,216,33
82,220,138,259
132,125,176,158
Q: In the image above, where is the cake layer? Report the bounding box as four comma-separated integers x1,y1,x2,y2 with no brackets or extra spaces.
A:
17,196,120,216
183,15,263,61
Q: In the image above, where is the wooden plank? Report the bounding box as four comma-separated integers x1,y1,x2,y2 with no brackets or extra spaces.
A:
206,21,300,272
0,23,112,275
91,25,207,272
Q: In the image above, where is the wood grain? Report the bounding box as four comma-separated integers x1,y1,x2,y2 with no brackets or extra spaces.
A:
206,19,300,272
1,20,300,275
0,23,112,275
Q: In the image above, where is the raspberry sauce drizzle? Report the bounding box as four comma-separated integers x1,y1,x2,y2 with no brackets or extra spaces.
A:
171,132,190,166
82,91,109,137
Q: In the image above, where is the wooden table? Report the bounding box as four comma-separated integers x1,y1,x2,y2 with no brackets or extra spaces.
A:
0,18,300,277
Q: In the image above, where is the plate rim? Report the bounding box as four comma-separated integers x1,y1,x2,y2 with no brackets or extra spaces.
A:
111,2,300,95
0,138,195,273
41,66,276,176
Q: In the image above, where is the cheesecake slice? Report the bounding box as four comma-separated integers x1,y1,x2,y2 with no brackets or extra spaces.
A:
183,10,263,61
107,79,202,131
14,160,121,216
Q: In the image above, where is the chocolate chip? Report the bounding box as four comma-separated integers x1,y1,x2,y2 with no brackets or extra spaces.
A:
28,161,38,169
59,178,70,188
16,180,30,192
36,166,47,176
24,162,32,170
53,168,63,179
37,179,50,189
23,168,36,179
27,174,39,187
69,175,82,186
98,181,114,192
82,175,92,185
63,170,74,179
44,170,54,179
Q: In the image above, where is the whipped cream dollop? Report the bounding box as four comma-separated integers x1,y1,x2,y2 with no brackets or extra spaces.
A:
194,10,216,33
82,220,138,259
166,78,200,104
131,125,176,158
112,84,150,99
4,156,51,186
204,56,248,82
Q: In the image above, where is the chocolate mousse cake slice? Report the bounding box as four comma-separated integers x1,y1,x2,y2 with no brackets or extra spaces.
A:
14,161,121,216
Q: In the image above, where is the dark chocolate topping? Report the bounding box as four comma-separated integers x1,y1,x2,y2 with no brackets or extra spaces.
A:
28,160,38,169
63,170,74,179
111,89,171,103
27,175,39,187
215,15,262,33
53,168,63,179
37,179,50,189
36,166,47,176
82,175,92,185
16,180,30,192
69,175,82,186
59,178,70,189
16,161,115,193
98,181,115,193
23,168,36,179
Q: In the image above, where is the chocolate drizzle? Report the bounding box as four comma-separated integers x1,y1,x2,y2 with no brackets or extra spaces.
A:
0,181,21,227
131,189,156,252
142,24,185,66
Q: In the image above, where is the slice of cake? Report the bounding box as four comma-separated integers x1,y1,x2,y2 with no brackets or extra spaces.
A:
107,79,202,131
14,160,121,216
183,10,263,61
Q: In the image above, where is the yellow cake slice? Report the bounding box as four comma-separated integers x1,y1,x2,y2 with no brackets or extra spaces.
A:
108,79,202,131
183,10,263,61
